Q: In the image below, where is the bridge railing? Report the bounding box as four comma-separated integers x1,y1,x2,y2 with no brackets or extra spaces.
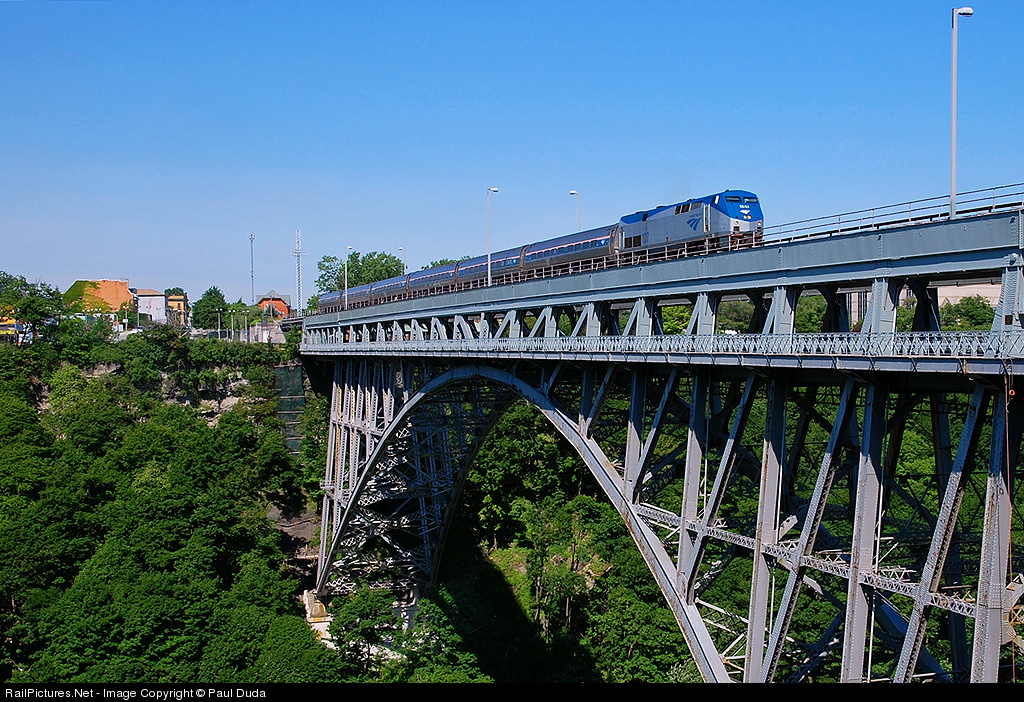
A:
303,330,1024,360
764,182,1024,243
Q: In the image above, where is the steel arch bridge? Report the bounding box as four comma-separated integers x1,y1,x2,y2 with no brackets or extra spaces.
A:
300,208,1024,682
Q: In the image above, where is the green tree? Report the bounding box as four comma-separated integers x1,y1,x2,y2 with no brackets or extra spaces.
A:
717,300,755,333
423,257,468,269
329,586,403,675
0,272,64,346
661,305,692,334
315,252,404,293
941,295,995,331
191,287,229,330
794,294,828,333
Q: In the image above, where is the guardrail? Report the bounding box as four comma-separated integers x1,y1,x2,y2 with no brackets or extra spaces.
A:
764,183,1024,243
302,330,1024,361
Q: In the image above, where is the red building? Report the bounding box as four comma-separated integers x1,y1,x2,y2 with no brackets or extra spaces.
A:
257,290,291,318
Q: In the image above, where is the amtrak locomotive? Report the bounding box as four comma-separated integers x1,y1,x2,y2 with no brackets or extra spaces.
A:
317,189,763,313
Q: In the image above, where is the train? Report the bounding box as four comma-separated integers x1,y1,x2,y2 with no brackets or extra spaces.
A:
317,189,763,313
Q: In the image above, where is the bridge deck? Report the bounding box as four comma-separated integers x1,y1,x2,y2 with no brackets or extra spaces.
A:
302,209,1021,332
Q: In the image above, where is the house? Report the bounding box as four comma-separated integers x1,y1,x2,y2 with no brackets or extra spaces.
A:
166,292,190,326
63,279,134,315
134,289,167,324
257,290,291,318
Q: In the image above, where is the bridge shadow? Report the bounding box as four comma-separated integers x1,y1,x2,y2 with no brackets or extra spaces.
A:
430,509,603,683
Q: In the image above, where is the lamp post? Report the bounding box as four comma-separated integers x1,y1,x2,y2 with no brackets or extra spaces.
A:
398,246,407,275
487,187,498,286
249,232,256,304
950,6,974,218
344,245,353,310
569,190,581,232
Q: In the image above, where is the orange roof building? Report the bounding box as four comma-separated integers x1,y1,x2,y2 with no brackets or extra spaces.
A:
63,279,134,314
257,290,291,318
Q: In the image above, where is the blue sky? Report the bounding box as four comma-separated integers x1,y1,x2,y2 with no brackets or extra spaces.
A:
3,1,1023,305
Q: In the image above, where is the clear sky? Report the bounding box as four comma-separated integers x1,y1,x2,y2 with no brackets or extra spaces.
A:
3,1,1023,305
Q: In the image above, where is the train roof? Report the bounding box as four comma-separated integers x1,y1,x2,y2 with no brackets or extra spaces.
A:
408,260,457,282
456,246,524,270
523,224,618,252
370,273,409,291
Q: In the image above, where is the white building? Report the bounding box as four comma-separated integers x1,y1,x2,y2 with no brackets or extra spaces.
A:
135,289,168,324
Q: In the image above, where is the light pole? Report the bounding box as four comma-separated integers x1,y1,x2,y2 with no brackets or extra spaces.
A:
569,190,581,232
344,245,353,310
950,6,973,218
487,187,499,286
398,246,407,275
249,232,256,304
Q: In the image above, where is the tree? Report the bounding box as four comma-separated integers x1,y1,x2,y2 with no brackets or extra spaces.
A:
423,257,468,269
329,586,403,675
315,252,403,293
0,271,64,346
941,295,994,331
191,287,228,329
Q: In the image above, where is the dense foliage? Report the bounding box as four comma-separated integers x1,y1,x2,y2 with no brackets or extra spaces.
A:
314,251,404,294
0,315,338,682
0,272,64,346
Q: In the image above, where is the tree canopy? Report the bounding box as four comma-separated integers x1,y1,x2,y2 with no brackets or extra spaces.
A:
423,257,468,270
315,252,403,293
191,287,229,329
0,271,63,346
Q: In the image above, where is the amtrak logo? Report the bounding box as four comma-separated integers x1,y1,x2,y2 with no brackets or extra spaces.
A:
687,215,702,231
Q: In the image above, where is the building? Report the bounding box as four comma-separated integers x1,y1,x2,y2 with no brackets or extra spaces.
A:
134,289,167,324
257,290,291,318
167,292,190,326
63,279,134,315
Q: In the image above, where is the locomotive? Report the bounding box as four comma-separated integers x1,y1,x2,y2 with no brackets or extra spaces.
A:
317,189,763,313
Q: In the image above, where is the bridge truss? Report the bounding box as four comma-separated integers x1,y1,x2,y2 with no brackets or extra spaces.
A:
301,210,1024,682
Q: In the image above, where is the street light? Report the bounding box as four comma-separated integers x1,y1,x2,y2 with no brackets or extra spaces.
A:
950,6,974,218
398,246,408,275
487,187,499,286
569,190,581,232
344,245,354,310
249,232,256,304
